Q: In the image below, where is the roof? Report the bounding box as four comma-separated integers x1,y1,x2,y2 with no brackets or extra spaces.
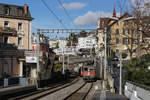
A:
0,3,33,21
108,13,132,27
123,17,135,21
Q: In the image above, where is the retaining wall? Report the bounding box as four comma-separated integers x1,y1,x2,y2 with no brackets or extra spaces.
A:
124,81,150,100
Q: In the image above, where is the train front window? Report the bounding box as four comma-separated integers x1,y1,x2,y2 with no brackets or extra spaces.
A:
90,69,94,71
84,68,88,71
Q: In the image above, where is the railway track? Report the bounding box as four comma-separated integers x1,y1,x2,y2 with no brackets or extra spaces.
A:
8,78,79,100
64,82,93,100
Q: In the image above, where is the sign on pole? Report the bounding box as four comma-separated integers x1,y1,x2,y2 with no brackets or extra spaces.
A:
26,56,37,63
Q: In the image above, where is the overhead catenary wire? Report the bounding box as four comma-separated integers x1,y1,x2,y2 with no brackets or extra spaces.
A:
41,0,67,28
56,0,76,27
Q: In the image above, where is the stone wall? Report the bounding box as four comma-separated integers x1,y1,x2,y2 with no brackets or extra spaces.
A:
124,81,150,100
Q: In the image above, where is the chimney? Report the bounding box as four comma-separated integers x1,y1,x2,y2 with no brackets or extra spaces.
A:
24,4,28,15
113,8,116,17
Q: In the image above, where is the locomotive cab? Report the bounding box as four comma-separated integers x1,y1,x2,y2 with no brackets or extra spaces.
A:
82,65,96,82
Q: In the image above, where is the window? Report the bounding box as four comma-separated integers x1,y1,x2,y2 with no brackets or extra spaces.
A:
84,68,88,71
18,23,22,30
116,29,119,34
132,39,137,44
116,38,119,44
102,21,104,27
4,37,8,43
116,49,119,56
4,7,10,15
125,29,128,34
132,29,136,34
18,8,23,16
123,38,128,44
18,37,22,46
4,21,9,28
124,21,128,26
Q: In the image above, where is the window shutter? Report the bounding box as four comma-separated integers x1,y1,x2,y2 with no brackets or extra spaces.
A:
123,38,125,44
128,38,130,44
128,29,130,34
123,28,125,34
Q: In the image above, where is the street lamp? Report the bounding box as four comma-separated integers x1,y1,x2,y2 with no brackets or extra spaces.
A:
119,32,123,95
104,27,107,80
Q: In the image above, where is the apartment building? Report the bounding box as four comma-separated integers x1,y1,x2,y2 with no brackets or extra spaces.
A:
77,36,97,50
97,8,117,57
108,13,144,59
0,3,33,49
0,3,33,78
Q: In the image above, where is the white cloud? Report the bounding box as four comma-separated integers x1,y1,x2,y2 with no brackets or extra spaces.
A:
130,0,150,4
73,11,113,26
62,2,86,10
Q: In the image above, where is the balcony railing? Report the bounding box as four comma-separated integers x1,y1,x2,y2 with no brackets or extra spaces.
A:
24,50,43,57
0,27,17,36
17,30,24,35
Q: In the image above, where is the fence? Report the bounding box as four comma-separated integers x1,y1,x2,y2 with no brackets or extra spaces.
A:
124,81,150,100
0,78,4,88
0,77,28,88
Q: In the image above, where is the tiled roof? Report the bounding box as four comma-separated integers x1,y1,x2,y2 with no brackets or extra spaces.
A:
0,3,33,20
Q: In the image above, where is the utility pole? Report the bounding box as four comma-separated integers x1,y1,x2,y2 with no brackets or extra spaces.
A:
36,30,40,88
62,48,65,74
67,55,69,69
119,34,122,95
104,27,107,80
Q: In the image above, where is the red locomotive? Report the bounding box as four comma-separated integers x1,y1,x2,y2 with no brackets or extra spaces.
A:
81,63,96,82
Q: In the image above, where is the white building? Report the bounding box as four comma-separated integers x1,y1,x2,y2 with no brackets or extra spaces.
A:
58,39,68,48
49,39,58,48
77,36,97,49
54,47,76,55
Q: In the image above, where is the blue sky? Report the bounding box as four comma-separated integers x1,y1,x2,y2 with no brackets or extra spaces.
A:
0,0,130,38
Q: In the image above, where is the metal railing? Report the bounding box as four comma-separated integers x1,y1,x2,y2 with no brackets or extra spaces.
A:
0,77,29,88
24,50,43,57
0,78,4,88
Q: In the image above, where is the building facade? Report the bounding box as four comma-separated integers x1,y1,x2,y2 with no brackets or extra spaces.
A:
0,3,33,79
77,36,97,49
0,3,33,50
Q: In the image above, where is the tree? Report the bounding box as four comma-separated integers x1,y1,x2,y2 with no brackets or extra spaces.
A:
125,0,150,59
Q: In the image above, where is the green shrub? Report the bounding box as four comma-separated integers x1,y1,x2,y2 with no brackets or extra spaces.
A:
124,54,150,86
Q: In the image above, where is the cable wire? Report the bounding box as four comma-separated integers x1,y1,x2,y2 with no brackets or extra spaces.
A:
56,0,76,27
41,0,66,28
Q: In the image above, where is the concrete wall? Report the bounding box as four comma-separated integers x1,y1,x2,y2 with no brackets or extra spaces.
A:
106,70,115,93
124,81,150,100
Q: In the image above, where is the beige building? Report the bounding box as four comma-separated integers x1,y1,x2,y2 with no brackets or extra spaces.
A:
0,3,33,49
0,3,33,79
97,8,118,57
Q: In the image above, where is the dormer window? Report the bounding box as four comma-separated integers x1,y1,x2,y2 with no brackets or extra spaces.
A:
4,7,10,15
18,8,23,16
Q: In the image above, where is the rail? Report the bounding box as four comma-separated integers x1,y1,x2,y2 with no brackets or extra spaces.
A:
64,82,93,100
9,78,79,100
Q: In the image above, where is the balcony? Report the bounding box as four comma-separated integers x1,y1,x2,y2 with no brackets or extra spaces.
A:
17,30,24,35
0,27,17,36
24,50,43,57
